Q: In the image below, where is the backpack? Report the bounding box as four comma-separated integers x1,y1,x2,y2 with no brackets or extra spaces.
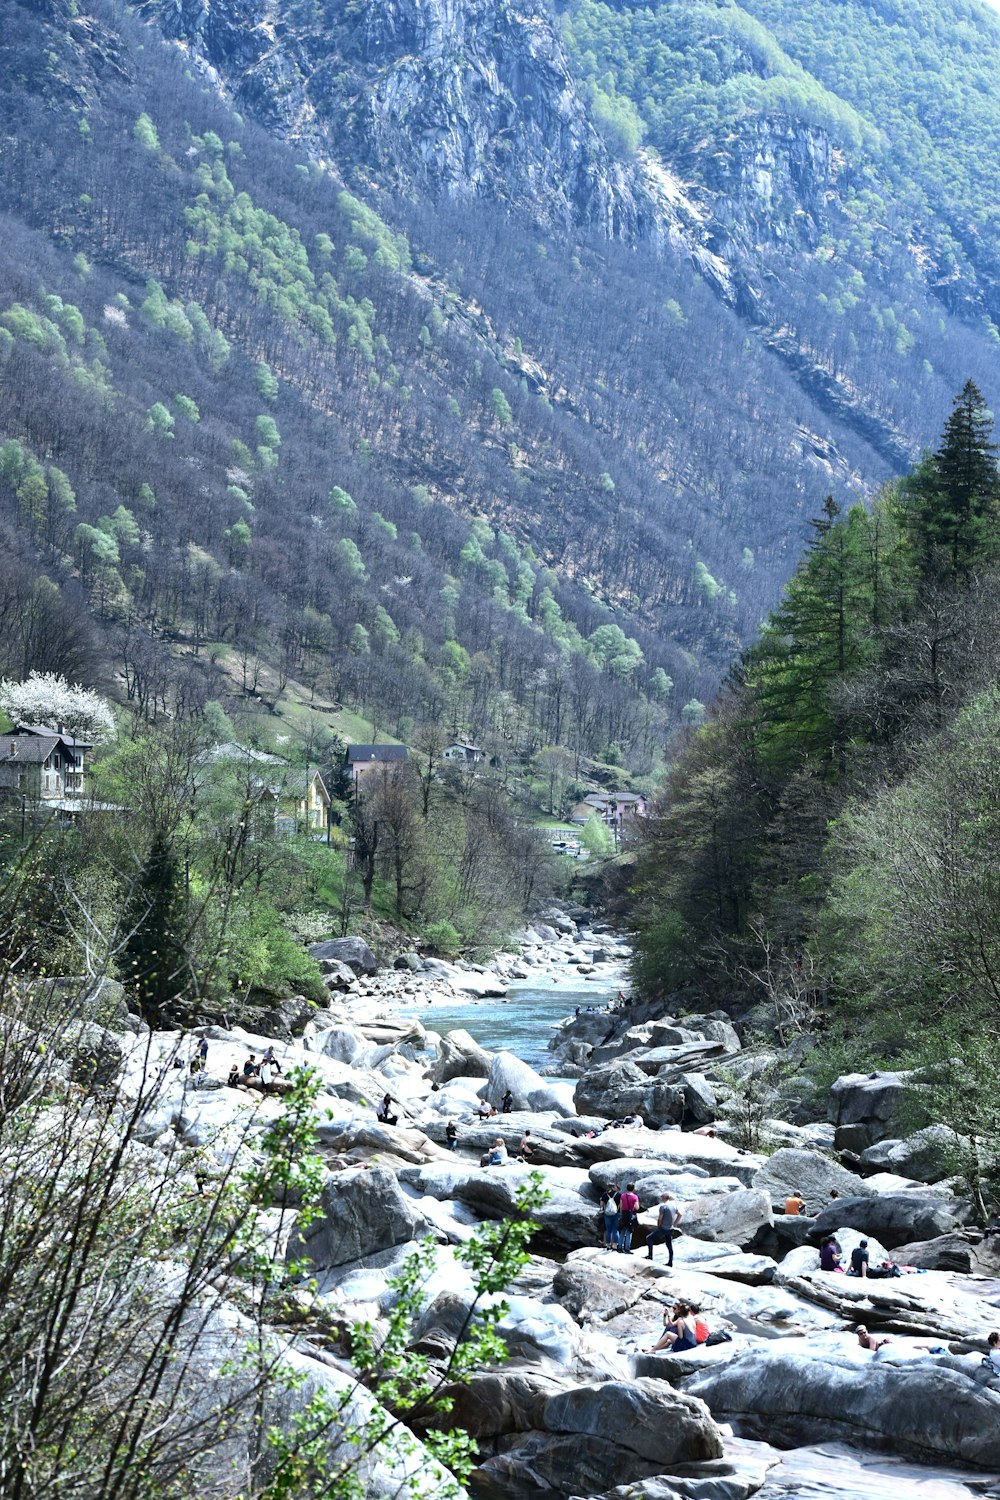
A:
704,1330,733,1347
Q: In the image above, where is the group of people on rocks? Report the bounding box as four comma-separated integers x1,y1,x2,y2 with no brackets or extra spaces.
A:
225,1045,282,1093
598,1185,682,1262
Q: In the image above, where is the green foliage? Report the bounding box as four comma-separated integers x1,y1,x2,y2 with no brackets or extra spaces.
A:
338,537,367,580
336,190,411,273
490,387,513,429
328,484,357,515
121,831,189,1025
423,918,462,957
133,112,160,152
257,360,279,401
174,392,200,423
147,401,175,437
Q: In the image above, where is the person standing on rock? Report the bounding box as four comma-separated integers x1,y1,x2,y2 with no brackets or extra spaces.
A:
446,1120,459,1151
501,1089,514,1114
645,1192,682,1265
617,1181,640,1254
599,1185,621,1249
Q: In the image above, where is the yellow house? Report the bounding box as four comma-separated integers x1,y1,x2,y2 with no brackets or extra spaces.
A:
296,767,331,833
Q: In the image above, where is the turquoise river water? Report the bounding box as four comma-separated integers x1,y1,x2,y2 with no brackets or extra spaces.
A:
409,975,621,1072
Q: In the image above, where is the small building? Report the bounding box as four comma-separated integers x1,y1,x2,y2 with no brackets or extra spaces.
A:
570,791,649,830
346,744,408,783
297,767,331,832
0,724,92,805
443,741,485,767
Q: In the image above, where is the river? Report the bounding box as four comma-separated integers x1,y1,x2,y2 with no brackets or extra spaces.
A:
409,975,622,1071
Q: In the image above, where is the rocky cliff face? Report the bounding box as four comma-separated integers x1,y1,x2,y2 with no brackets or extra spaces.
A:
137,0,677,240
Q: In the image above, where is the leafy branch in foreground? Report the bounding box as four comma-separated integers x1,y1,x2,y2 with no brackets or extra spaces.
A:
261,1173,549,1498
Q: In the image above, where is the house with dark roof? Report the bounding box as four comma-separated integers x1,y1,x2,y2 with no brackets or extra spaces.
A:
0,724,92,806
570,790,649,830
346,744,408,784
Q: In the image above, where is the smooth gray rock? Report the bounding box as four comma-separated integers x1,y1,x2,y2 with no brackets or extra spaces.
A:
827,1070,913,1149
287,1165,417,1272
433,1027,492,1084
308,937,378,975
484,1050,575,1116
859,1126,961,1184
683,1345,1000,1468
753,1147,875,1212
811,1193,971,1249
543,1378,723,1465
574,1058,685,1127
682,1188,774,1250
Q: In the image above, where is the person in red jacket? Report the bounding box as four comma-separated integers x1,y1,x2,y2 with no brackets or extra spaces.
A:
617,1181,640,1253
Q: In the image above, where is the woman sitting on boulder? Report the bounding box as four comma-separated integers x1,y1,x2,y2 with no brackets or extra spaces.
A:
819,1236,843,1272
644,1302,699,1354
376,1093,398,1126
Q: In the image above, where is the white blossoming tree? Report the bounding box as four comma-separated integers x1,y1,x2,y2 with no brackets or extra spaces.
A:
0,671,115,742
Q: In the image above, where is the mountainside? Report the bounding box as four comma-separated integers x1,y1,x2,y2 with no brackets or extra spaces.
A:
1,0,999,781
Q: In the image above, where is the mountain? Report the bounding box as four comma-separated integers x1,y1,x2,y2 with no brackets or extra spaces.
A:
1,0,999,780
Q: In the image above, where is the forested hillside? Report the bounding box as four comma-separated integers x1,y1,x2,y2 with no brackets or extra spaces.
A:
630,380,1000,1179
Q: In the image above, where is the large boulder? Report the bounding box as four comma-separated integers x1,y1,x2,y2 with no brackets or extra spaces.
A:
542,1379,723,1465
859,1126,961,1184
574,1059,684,1127
753,1147,875,1212
308,937,378,976
828,1070,913,1151
682,1344,1000,1468
397,1161,599,1255
432,1028,492,1084
484,1051,575,1116
61,1020,125,1087
473,1380,722,1497
681,1188,774,1251
812,1193,971,1249
287,1165,418,1273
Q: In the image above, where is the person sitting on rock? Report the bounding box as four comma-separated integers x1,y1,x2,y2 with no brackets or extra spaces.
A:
645,1301,698,1354
476,1101,497,1119
985,1330,1000,1375
446,1120,459,1151
243,1054,260,1080
819,1236,843,1272
856,1324,891,1351
501,1089,514,1114
376,1093,398,1126
645,1192,682,1266
849,1240,870,1278
486,1138,508,1167
784,1189,807,1216
226,1062,241,1089
617,1182,640,1253
262,1044,281,1075
516,1130,534,1162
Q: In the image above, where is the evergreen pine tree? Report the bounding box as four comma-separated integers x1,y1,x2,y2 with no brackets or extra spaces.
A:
905,380,999,576
122,832,189,1026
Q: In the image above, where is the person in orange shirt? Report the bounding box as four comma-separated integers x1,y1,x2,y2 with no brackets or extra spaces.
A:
784,1190,806,1215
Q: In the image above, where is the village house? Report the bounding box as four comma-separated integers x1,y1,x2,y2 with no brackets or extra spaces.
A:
208,744,331,835
570,790,649,832
0,724,92,811
442,740,485,767
346,743,408,784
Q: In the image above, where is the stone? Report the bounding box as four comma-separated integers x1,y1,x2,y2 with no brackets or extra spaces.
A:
753,1147,875,1212
308,936,378,975
681,1073,717,1124
483,1051,576,1116
287,1165,418,1272
811,1193,971,1250
321,959,358,990
542,1378,724,1465
682,1188,774,1251
318,1024,369,1064
574,1059,685,1127
859,1126,961,1184
61,1020,124,1087
827,1070,912,1149
683,1344,1000,1468
432,1027,492,1084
